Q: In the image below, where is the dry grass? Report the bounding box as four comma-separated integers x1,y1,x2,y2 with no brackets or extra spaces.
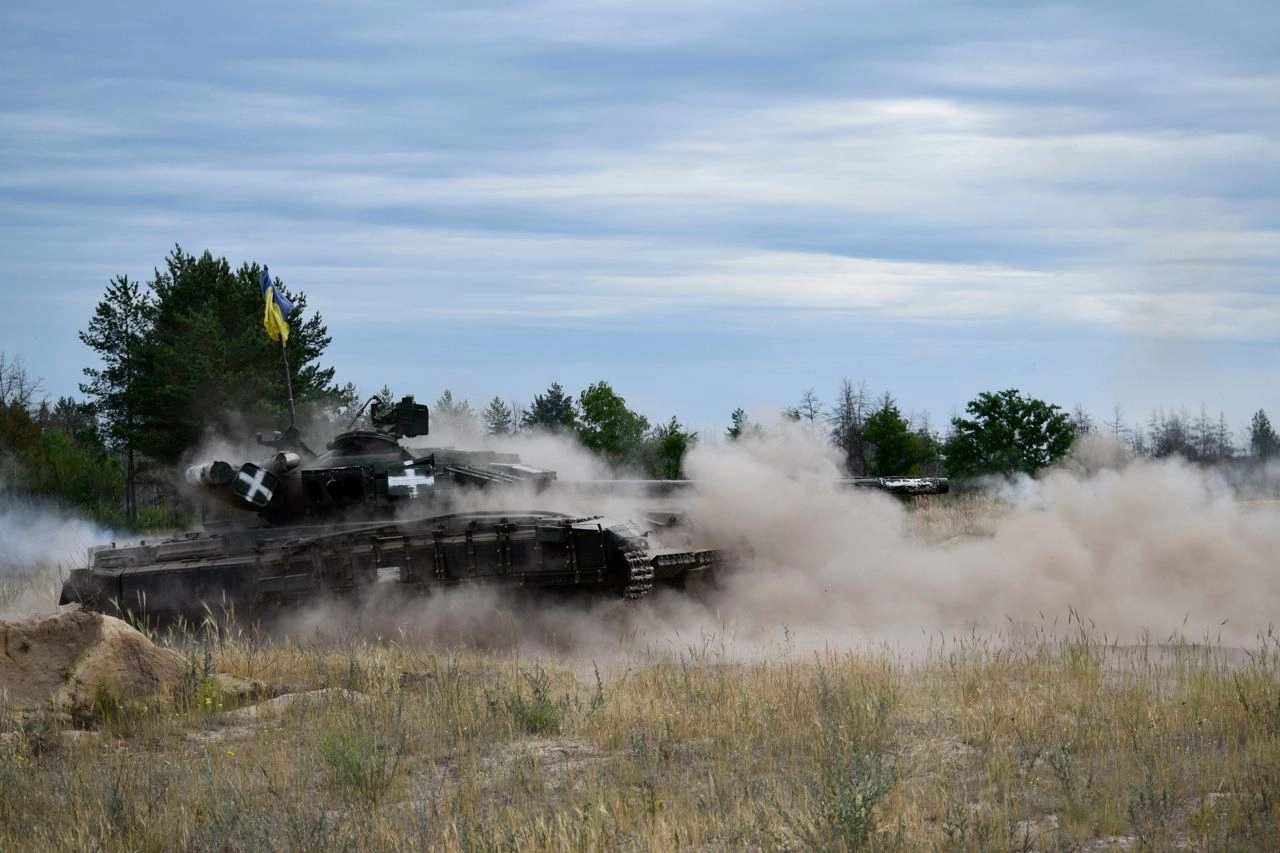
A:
1,495,1277,851
903,492,1009,544
2,621,1277,851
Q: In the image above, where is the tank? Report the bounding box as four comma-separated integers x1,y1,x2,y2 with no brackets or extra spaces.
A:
59,395,948,623
60,396,720,622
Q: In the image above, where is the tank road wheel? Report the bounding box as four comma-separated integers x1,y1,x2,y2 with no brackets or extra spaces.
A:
621,548,654,600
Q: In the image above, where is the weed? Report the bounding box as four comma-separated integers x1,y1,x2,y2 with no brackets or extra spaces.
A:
495,665,571,735
781,662,898,851
1126,754,1176,850
67,684,150,735
318,696,408,808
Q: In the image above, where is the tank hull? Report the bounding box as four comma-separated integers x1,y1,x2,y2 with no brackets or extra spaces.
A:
61,510,717,623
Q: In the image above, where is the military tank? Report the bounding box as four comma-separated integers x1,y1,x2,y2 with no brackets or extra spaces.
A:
60,393,948,623
60,396,721,622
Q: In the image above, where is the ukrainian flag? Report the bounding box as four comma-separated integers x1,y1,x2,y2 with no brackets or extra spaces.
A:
260,266,295,345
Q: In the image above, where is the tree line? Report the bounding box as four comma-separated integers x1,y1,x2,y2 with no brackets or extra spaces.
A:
2,246,1277,530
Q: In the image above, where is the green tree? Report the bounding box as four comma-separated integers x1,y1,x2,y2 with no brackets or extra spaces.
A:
522,382,577,432
943,389,1075,479
134,247,337,463
863,397,929,476
79,274,153,522
726,408,766,441
1249,409,1279,461
577,381,649,466
642,416,697,479
0,354,124,525
27,429,126,524
48,396,101,449
482,396,515,435
433,389,478,434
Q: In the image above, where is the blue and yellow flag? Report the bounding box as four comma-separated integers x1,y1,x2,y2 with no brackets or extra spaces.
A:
260,266,295,345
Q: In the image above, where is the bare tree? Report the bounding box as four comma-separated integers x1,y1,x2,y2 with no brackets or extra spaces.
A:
827,378,871,475
1192,405,1216,461
796,388,823,426
1103,403,1129,441
1214,411,1235,461
0,352,43,411
1071,404,1094,436
1150,407,1194,459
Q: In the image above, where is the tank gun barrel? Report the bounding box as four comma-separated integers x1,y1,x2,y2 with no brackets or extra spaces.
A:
184,457,285,511
840,477,949,495
557,477,948,498
185,461,235,487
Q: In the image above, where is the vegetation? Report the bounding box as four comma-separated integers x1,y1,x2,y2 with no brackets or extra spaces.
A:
943,388,1076,480
1,598,1277,850
521,382,577,432
137,248,338,464
0,354,126,526
4,244,1279,527
78,275,151,523
432,389,479,435
576,381,650,469
1249,410,1278,461
481,397,516,436
863,396,933,477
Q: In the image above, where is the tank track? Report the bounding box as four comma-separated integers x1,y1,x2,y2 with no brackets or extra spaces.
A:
621,547,654,600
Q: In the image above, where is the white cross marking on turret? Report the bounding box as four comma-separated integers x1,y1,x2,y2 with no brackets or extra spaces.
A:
387,465,434,498
237,466,274,505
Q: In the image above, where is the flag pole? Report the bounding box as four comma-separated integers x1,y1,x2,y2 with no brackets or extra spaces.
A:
280,341,297,428
261,265,298,433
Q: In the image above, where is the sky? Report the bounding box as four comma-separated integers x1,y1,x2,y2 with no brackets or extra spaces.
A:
2,0,1277,438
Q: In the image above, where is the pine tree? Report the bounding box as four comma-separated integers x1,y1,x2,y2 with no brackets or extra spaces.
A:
132,247,338,463
433,389,479,435
79,275,153,522
522,382,577,431
863,395,928,476
1249,410,1279,461
482,396,515,435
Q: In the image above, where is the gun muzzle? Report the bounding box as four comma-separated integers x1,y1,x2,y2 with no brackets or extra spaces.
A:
185,461,236,487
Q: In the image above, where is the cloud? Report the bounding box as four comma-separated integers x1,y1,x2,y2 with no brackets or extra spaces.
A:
1,0,1278,427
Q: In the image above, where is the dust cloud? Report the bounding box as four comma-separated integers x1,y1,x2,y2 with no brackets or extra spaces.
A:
276,421,1280,658
677,426,1280,651
12,413,1279,657
0,499,115,620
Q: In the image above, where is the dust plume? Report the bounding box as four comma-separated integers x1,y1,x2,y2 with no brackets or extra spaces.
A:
0,498,115,620
267,419,1280,657
676,426,1280,651
118,411,1280,658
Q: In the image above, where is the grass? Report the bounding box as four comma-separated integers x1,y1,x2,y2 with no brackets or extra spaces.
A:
1,626,1276,850
0,494,1276,850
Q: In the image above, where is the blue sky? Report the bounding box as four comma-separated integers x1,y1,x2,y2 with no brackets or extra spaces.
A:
2,0,1277,437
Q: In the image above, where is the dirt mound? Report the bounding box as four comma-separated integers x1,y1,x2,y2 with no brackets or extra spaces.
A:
0,610,185,711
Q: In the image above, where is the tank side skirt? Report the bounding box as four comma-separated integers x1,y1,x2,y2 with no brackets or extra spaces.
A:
251,515,618,598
